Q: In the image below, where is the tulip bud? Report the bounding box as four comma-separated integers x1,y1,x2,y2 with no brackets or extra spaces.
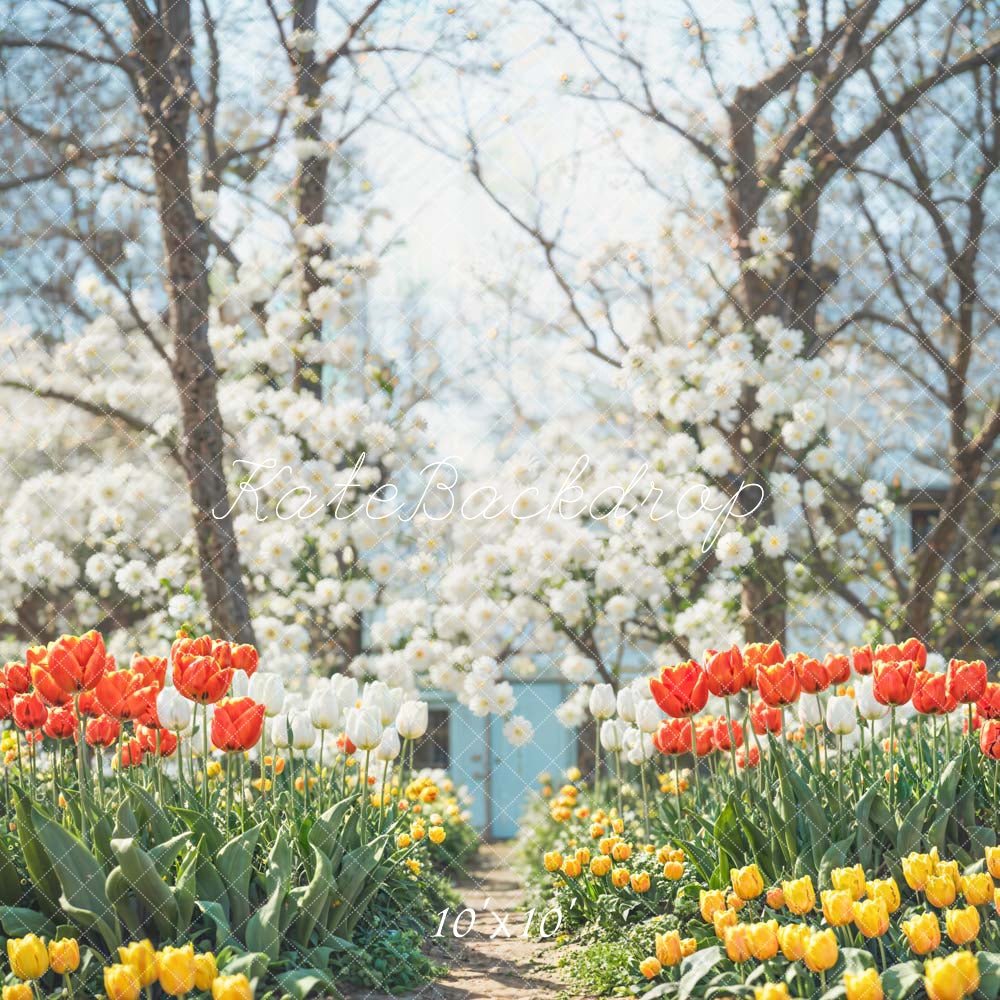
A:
156,687,192,733
856,676,889,721
6,935,48,980
589,684,616,720
797,693,822,727
826,695,858,735
346,707,383,751
104,965,141,1000
599,719,626,752
396,700,428,740
616,688,636,723
635,700,661,734
248,672,285,716
289,710,316,750
375,726,401,762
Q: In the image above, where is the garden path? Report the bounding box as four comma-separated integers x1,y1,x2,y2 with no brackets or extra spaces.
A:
344,841,594,999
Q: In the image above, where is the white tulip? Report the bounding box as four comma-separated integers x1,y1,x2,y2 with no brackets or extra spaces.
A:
626,733,656,764
331,674,359,708
856,676,889,721
270,713,291,749
396,700,429,740
290,710,316,750
248,672,285,717
635,700,661,734
599,718,627,752
797,693,823,727
825,695,857,735
589,683,616,720
156,687,192,732
362,681,403,727
308,687,341,731
230,671,249,698
616,687,636,723
375,726,401,761
346,707,382,751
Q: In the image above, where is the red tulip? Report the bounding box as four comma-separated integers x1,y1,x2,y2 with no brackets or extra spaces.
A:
756,660,801,707
703,645,748,697
84,715,121,748
43,704,78,740
851,645,874,676
3,661,31,694
0,679,14,722
693,718,715,756
41,631,108,696
873,659,916,706
823,654,851,686
115,738,144,769
230,644,259,677
977,683,1000,721
743,640,784,684
980,720,1000,761
875,637,926,668
711,716,744,752
211,698,266,752
650,661,710,718
912,671,956,716
336,732,356,755
737,744,760,769
946,659,987,705
77,690,103,717
13,693,47,730
653,718,692,756
750,700,782,735
96,670,158,722
131,654,167,690
173,654,233,704
135,724,178,758
794,654,829,694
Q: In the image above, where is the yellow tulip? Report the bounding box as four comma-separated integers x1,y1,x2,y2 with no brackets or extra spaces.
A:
157,944,197,997
396,833,411,849
959,873,994,906
429,827,446,844
638,957,661,980
935,859,960,889
782,875,816,915
821,888,854,927
903,852,933,891
655,931,683,967
727,891,747,911
611,867,630,888
193,952,218,992
543,851,562,872
746,920,779,961
119,940,158,988
104,964,141,1000
901,912,941,955
853,898,889,938
731,863,764,900
777,923,810,961
803,929,838,973
925,951,978,1000
713,907,738,938
7,935,48,980
590,856,611,877
844,968,883,1000
945,905,979,946
2,985,32,1000
630,871,651,893
832,864,867,900
612,842,632,862
926,874,957,908
599,837,616,856
699,889,726,923
724,924,752,963
212,974,254,1000
662,860,684,879
562,858,582,877
754,986,791,1000
765,886,785,909
48,938,80,975
986,846,1000,879
868,877,901,914
575,847,590,866
681,938,697,957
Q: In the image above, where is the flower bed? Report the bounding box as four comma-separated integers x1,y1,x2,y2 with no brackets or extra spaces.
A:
519,639,1000,999
0,630,476,998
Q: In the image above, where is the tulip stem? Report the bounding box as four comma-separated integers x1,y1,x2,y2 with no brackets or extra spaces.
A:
945,715,953,760
639,758,650,843
992,761,998,830
226,751,234,833
613,751,623,818
673,757,684,825
361,749,371,833
64,972,75,1000
889,706,897,816
379,758,390,831
202,704,211,809
318,730,326,814
724,698,739,792
688,721,701,812
837,734,843,813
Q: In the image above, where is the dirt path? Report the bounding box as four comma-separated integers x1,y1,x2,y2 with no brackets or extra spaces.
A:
345,842,593,999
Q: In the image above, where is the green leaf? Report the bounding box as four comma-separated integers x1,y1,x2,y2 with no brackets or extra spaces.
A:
196,899,236,950
818,835,854,890
148,832,192,877
896,788,931,859
677,945,724,1000
219,950,269,979
110,836,179,940
880,960,923,1000
244,838,291,960
0,906,53,937
294,845,333,946
976,952,1000,1000
12,789,61,917
274,968,343,1000
217,825,261,932
30,800,119,949
0,836,26,905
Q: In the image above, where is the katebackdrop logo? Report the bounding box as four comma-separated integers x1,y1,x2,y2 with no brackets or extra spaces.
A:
214,454,765,553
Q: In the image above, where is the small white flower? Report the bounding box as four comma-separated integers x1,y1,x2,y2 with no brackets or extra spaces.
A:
504,716,533,748
861,479,887,504
856,507,886,537
760,526,789,557
716,531,752,568
749,226,776,253
780,158,813,189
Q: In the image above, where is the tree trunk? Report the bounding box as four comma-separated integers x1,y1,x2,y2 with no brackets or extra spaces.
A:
131,0,255,644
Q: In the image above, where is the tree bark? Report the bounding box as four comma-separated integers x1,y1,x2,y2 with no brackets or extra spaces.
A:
129,0,255,643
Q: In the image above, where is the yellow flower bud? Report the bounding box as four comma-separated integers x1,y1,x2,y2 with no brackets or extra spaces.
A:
212,974,254,1000
902,852,933,891
731,863,764,900
803,929,838,972
781,875,816,915
713,907,738,939
777,924,810,962
638,957,661,979
832,864,867,900
429,827,446,845
724,924,752,963
925,874,957,909
699,888,727,923
681,938,697,957
397,833,412,849
754,986,791,1000
543,851,562,872
611,867,630,888
868,878,901,914
193,952,217,992
118,940,157,988
765,886,785,909
959,873,994,906
935,859,960,889
2,985,32,1000
662,860,684,880
655,931,683,967
821,889,854,927
630,871,651,893
852,898,889,938
6,935,48,980
562,858,582,878
157,944,196,997
944,905,979,946
924,951,978,1000
844,968,883,1000
901,912,941,955
611,842,632,862
746,920,779,961
104,964,141,1000
47,938,80,975
985,846,1000,879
